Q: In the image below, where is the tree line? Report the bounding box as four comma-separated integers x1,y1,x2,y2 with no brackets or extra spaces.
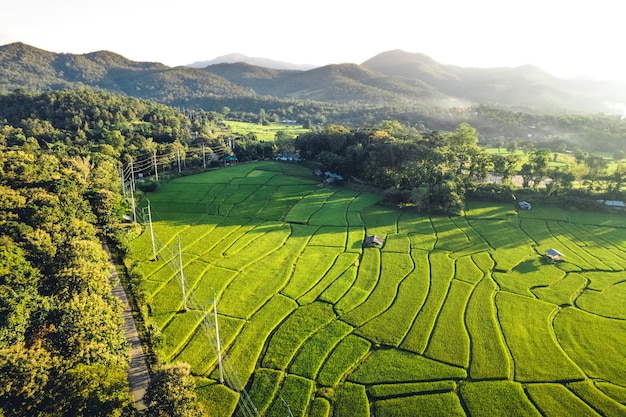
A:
0,89,206,416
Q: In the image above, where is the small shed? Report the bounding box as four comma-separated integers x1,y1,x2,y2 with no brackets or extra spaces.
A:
518,201,532,210
363,235,384,248
545,248,563,262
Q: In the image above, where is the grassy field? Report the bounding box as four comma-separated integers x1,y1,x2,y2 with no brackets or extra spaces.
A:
224,121,309,142
127,161,626,416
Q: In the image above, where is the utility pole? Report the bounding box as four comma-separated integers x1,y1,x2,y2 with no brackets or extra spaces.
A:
146,200,157,261
202,143,207,169
178,237,187,311
129,162,137,223
177,148,182,173
153,152,159,181
213,290,224,384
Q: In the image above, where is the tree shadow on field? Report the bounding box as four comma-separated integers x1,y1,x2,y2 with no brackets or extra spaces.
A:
514,258,542,274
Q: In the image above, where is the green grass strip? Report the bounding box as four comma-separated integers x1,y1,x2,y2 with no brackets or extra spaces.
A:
455,255,484,284
398,211,435,235
596,382,626,405
361,205,400,237
532,272,587,306
262,302,337,370
554,307,626,386
288,320,354,379
335,249,380,315
577,281,626,319
382,233,411,253
431,216,471,252
345,225,364,253
188,266,238,304
466,276,511,380
298,253,360,305
195,378,239,417
334,382,369,417
356,250,429,346
160,311,205,360
374,391,466,417
215,222,291,273
459,381,541,417
492,258,566,298
265,374,315,417
568,380,626,417
282,247,343,299
238,368,284,416
497,292,585,382
284,189,336,224
308,225,347,248
222,294,297,390
343,252,413,327
318,265,358,305
369,380,456,398
348,348,466,384
308,192,353,227
308,397,330,417
424,279,473,367
401,251,454,354
217,225,310,319
346,211,364,227
317,335,371,387
173,315,244,375
257,185,315,221
526,383,599,417
464,201,518,219
221,221,284,258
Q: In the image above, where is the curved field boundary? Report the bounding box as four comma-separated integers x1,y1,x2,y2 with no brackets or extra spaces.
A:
496,292,585,382
288,320,354,379
526,383,599,416
264,374,315,417
217,226,311,319
424,279,474,367
400,251,455,354
466,276,511,380
554,307,626,386
317,335,371,387
239,368,284,417
460,381,541,416
298,252,360,305
282,245,344,299
342,252,414,327
356,250,430,347
335,249,380,315
318,265,359,305
333,382,369,417
221,294,297,391
262,302,337,370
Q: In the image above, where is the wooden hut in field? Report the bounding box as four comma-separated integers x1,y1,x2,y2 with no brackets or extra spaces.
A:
363,235,384,248
545,248,563,262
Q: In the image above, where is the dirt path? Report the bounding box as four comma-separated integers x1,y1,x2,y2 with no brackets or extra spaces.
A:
104,243,150,411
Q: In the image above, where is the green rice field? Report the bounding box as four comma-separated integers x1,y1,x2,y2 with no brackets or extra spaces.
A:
127,161,626,416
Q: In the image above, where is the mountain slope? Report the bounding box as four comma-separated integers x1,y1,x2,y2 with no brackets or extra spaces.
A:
2,42,626,114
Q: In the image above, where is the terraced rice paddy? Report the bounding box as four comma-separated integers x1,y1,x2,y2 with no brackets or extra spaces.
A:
127,161,626,416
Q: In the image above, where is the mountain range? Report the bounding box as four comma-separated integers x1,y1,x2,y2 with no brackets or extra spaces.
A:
1,42,625,115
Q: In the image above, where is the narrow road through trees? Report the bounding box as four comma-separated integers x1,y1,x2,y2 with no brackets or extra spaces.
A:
104,243,150,411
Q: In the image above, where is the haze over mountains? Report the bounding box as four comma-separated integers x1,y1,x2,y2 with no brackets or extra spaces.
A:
1,42,625,115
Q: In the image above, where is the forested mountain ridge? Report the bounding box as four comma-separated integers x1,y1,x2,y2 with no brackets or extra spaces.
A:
2,42,626,114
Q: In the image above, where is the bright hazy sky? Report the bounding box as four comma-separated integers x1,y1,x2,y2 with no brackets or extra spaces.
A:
2,0,624,81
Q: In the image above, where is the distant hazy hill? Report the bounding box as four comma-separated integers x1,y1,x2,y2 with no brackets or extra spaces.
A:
1,42,625,114
361,50,626,113
188,53,317,71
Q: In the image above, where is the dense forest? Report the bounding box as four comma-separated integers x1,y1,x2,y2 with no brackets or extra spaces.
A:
0,89,207,416
0,85,624,415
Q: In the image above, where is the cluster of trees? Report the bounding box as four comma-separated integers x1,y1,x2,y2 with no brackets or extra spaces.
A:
0,144,130,415
0,88,210,416
295,121,625,213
